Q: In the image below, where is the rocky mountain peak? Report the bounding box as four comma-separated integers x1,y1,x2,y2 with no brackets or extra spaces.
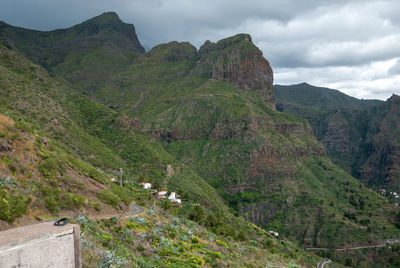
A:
195,34,274,107
388,94,400,103
85,12,121,25
146,41,197,62
72,12,145,54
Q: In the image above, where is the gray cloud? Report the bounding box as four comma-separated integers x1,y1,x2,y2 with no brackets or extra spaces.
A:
0,0,399,99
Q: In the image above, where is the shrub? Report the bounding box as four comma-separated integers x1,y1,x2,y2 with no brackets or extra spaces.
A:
44,196,58,213
188,204,205,223
39,157,60,178
10,196,29,218
0,197,11,222
0,191,31,222
215,239,228,248
129,216,147,225
160,199,172,210
98,189,121,208
111,185,132,205
72,194,86,208
89,201,101,212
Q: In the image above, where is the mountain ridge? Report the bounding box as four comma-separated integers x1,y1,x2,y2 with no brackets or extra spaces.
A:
275,83,400,193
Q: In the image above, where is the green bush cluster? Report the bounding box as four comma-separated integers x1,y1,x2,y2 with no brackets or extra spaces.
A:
39,156,65,178
111,185,132,205
98,189,121,208
38,184,86,214
0,190,31,222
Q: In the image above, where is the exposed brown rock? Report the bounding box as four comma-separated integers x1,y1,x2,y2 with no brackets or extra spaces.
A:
0,141,12,152
194,34,274,107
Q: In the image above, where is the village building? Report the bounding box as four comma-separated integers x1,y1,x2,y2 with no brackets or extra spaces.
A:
269,231,279,237
157,191,168,198
139,182,152,189
168,192,182,204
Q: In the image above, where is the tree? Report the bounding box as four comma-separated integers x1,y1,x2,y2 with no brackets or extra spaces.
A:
188,204,205,223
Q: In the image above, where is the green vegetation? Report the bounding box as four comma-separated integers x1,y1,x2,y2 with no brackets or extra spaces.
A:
275,83,400,193
98,189,121,208
0,190,30,222
78,201,321,267
1,12,400,267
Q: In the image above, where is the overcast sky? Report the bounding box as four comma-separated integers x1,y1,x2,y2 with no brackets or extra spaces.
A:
1,0,400,100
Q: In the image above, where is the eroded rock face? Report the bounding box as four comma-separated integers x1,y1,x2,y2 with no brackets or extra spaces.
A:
194,34,274,107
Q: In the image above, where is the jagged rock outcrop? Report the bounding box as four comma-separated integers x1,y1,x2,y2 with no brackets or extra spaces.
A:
193,34,274,107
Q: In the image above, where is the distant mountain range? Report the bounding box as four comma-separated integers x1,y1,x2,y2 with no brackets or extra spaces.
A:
275,82,400,192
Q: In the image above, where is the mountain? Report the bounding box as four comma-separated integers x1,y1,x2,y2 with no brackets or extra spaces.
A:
0,12,144,93
275,82,381,111
1,13,400,267
275,83,400,192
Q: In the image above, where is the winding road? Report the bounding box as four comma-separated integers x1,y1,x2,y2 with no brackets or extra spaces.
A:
306,238,400,251
89,203,144,220
317,259,331,268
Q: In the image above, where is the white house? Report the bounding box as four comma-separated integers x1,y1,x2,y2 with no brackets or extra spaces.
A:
110,177,117,182
173,198,182,204
158,191,168,198
168,192,182,204
269,231,279,237
168,192,176,200
139,182,152,189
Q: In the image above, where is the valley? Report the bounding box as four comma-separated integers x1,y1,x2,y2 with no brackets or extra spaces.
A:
0,11,400,267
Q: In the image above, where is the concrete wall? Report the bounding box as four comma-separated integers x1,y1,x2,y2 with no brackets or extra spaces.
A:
0,221,81,268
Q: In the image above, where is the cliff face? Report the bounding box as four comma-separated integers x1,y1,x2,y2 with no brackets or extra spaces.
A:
276,83,400,192
356,95,400,190
194,34,274,107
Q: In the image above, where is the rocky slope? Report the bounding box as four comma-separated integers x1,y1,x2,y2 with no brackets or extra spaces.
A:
1,13,400,263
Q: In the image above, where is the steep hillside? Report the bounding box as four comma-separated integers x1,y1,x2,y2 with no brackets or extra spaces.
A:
0,42,228,225
0,40,325,268
40,29,399,248
354,95,400,191
275,83,400,192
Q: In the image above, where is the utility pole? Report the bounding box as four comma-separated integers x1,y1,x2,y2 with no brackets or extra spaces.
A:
120,168,123,187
